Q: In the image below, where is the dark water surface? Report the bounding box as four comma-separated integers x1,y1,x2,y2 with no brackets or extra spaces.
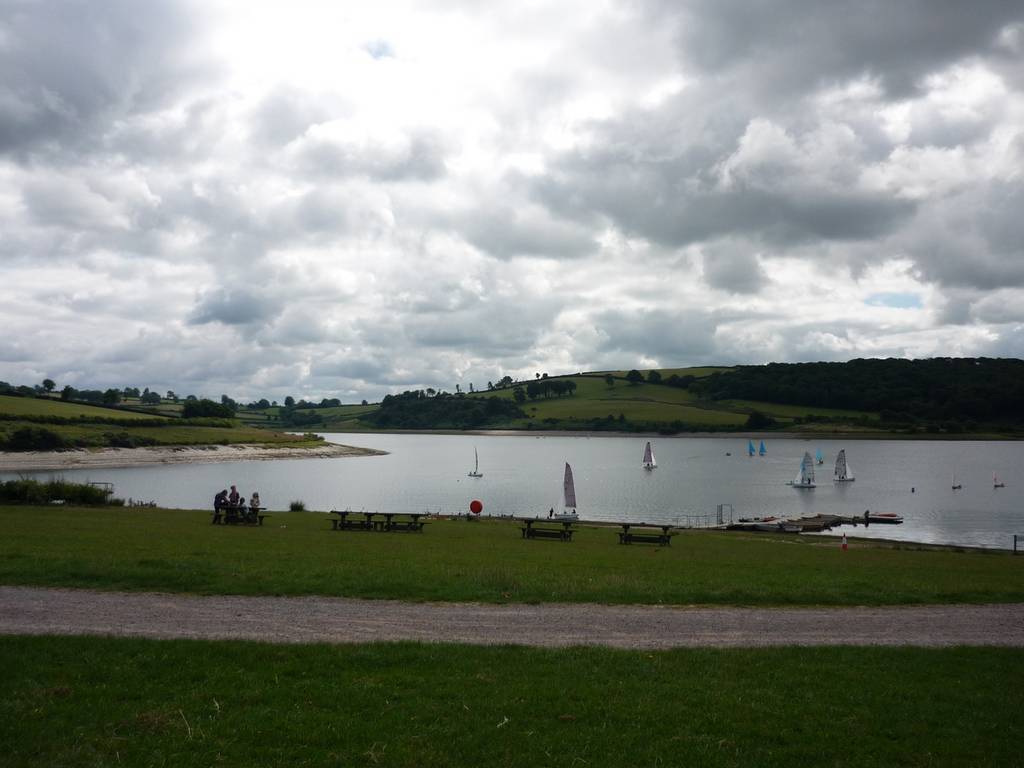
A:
6,433,1024,549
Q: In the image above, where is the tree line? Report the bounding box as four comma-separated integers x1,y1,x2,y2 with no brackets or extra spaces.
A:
690,358,1024,428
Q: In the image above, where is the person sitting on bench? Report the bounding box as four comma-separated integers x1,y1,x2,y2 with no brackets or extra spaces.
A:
250,492,261,513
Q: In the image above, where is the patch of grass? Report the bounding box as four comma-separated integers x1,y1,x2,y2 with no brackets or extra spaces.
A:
0,394,162,420
0,506,1021,605
0,636,1020,767
722,398,878,420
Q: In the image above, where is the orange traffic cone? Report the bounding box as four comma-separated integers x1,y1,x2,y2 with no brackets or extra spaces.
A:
841,533,848,551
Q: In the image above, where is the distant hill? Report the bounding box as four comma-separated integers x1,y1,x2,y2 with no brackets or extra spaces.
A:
298,359,1023,436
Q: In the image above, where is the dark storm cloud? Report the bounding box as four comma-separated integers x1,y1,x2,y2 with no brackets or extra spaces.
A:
460,204,596,260
590,308,719,363
0,0,212,156
189,288,284,327
701,243,767,294
662,0,1024,98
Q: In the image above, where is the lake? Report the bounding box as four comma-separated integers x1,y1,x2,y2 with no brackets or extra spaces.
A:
5,433,1024,550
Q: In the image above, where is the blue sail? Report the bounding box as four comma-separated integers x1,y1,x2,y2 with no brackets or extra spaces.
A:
759,440,766,456
748,440,755,456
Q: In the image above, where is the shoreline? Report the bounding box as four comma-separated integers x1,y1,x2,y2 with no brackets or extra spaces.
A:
319,428,1018,441
0,442,386,472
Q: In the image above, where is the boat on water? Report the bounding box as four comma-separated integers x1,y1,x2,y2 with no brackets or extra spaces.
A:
549,462,579,521
642,441,657,470
747,439,756,457
952,474,962,490
467,447,483,478
833,449,855,482
815,449,824,465
759,440,767,456
866,512,903,525
994,472,1005,488
788,451,816,489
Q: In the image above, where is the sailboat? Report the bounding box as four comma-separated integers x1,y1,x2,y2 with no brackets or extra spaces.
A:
642,441,657,470
993,472,1005,488
788,451,816,489
467,447,483,478
747,440,756,457
833,449,855,482
951,474,962,490
550,462,579,521
815,449,824,465
759,440,767,456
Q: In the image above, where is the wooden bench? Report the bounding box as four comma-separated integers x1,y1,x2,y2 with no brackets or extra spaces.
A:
211,509,267,526
520,519,574,542
330,511,428,533
618,524,674,546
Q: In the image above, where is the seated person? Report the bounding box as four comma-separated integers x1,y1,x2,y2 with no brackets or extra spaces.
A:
228,485,240,507
250,492,261,513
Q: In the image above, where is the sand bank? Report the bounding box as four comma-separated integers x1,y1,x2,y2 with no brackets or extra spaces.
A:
0,442,385,472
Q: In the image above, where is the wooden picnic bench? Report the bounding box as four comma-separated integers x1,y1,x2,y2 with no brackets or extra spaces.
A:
617,523,674,546
520,518,575,542
329,510,428,533
211,506,268,526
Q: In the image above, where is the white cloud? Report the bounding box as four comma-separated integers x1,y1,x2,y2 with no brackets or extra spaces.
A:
1,0,1022,403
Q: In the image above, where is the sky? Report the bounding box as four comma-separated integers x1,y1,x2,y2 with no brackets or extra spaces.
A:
2,0,1024,404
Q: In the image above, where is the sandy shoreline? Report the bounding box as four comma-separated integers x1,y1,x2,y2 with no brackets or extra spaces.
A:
0,442,385,472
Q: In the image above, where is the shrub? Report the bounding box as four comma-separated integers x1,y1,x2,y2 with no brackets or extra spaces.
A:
0,478,118,505
3,426,70,451
289,500,306,512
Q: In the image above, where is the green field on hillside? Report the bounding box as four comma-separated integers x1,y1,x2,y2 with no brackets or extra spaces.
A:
0,395,165,420
1,506,1020,605
2,637,1020,768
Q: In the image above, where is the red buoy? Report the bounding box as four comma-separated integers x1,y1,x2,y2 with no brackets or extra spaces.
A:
469,499,483,515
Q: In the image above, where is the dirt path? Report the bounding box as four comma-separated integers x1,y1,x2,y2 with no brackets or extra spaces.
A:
3,587,1023,648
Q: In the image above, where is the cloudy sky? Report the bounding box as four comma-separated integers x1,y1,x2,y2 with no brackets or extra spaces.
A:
2,1,1023,403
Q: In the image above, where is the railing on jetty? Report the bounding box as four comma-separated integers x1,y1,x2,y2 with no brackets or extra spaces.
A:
672,504,734,529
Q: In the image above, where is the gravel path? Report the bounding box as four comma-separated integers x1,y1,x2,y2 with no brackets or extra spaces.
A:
3,587,1023,648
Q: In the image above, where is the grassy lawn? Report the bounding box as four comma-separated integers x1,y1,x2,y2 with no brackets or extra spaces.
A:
1,506,1021,605
1,636,1020,767
0,394,164,420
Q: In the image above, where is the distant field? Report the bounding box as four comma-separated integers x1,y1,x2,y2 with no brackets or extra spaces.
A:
0,395,165,421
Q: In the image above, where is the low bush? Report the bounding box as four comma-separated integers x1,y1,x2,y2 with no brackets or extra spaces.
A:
0,478,118,505
289,500,306,512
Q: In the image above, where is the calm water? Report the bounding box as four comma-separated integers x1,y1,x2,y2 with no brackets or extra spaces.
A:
5,433,1024,549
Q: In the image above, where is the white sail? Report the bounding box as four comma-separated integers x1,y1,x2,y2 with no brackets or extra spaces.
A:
563,462,577,509
792,451,816,488
833,449,855,482
642,441,656,469
468,447,482,477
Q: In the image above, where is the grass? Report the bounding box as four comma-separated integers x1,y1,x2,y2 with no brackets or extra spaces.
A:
1,636,1021,767
1,506,1021,605
0,394,164,420
0,420,321,448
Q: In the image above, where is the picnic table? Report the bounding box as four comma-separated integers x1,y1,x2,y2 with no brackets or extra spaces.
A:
617,523,674,546
211,505,268,526
520,518,575,542
329,510,428,533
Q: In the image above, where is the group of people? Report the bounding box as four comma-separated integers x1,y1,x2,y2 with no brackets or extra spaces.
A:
214,484,261,521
